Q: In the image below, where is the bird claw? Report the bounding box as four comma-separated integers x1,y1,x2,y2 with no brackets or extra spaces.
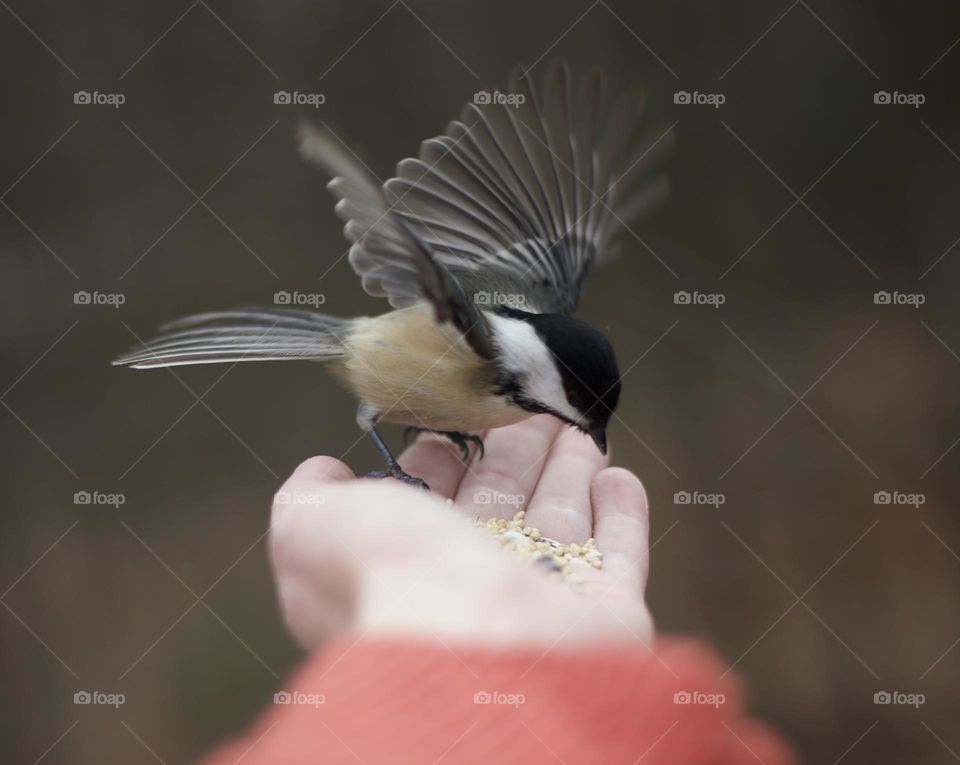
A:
448,431,485,461
403,428,484,461
365,465,430,491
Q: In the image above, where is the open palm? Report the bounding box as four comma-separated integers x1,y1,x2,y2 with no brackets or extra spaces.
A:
269,414,653,649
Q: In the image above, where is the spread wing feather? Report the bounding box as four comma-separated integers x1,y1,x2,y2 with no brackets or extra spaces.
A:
303,61,670,317
299,124,497,360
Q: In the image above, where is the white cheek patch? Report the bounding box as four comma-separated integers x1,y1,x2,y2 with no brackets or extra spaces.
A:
488,313,581,424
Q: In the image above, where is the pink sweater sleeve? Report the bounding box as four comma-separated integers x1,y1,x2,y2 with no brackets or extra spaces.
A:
200,636,794,765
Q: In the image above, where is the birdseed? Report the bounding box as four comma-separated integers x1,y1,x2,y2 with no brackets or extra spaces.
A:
474,510,603,587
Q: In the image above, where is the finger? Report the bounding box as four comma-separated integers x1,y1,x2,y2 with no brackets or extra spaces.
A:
454,415,563,519
272,456,355,520
271,456,355,550
398,430,487,499
268,457,358,648
524,427,609,543
288,455,356,485
590,467,650,595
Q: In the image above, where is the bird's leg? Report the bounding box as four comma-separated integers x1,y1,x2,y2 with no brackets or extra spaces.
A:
403,427,485,461
365,426,430,491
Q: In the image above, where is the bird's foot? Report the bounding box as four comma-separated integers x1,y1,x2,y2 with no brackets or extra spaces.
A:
403,428,485,461
402,426,423,446
365,463,430,491
445,431,485,460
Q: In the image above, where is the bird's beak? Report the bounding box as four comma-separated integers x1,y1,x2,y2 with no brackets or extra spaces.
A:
589,427,608,455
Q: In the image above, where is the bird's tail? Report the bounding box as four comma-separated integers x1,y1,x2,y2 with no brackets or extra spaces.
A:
112,308,351,369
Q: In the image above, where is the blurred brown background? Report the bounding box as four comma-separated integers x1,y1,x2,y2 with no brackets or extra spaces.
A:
2,1,959,762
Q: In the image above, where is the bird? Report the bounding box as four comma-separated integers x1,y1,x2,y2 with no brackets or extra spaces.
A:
113,61,671,490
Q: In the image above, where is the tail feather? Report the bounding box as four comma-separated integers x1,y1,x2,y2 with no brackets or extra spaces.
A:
113,308,351,369
159,307,339,332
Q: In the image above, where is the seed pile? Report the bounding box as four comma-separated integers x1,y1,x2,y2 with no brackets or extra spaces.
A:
475,510,603,586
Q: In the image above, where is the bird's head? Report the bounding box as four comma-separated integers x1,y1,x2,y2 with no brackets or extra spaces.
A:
489,308,621,453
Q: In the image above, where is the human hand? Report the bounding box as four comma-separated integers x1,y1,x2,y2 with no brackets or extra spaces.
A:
269,414,653,650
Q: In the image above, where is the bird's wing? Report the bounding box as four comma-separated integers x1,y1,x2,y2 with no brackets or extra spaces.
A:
301,61,669,317
299,123,497,361
363,61,671,314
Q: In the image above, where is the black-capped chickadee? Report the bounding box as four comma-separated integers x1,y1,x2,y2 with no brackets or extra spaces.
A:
114,62,670,489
